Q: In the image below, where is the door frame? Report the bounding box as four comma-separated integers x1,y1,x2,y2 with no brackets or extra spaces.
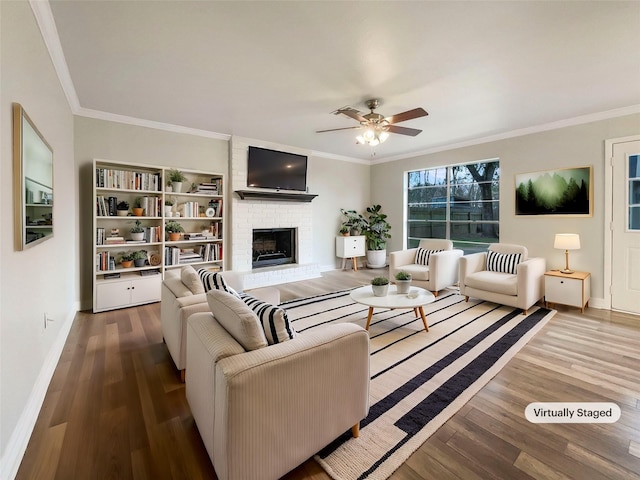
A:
603,134,640,311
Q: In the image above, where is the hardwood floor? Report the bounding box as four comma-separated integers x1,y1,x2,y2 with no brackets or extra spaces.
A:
16,269,640,480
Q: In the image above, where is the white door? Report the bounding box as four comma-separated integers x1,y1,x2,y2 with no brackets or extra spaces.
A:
611,139,640,314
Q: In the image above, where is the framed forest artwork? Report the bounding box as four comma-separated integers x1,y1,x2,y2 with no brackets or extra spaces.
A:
515,166,593,216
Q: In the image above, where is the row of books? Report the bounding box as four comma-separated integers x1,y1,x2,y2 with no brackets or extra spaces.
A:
193,179,222,195
96,167,162,191
164,243,222,265
96,226,161,245
96,195,161,217
176,201,202,218
96,252,116,271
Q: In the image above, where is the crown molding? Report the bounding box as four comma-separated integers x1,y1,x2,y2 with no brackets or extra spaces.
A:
29,0,80,111
373,104,640,165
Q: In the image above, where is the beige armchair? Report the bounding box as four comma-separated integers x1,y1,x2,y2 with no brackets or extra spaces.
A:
161,267,279,381
459,243,546,314
186,306,370,480
389,239,463,296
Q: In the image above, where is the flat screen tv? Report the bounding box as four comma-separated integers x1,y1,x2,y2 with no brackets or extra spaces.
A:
247,146,308,192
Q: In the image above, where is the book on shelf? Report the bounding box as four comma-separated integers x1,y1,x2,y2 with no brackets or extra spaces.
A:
139,269,160,276
104,236,126,245
96,167,161,191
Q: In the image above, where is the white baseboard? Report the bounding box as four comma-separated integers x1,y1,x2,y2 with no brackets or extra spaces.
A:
0,307,76,480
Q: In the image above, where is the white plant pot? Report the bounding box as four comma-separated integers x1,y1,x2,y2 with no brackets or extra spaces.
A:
117,210,128,217
371,284,389,297
395,279,412,294
171,181,182,193
131,232,145,241
366,249,387,268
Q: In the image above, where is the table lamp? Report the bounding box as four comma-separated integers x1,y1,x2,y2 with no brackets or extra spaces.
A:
554,233,580,274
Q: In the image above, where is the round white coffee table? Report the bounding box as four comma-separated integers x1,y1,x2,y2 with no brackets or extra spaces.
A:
349,285,435,332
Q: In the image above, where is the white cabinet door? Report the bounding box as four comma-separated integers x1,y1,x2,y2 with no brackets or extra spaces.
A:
96,280,134,311
130,276,161,305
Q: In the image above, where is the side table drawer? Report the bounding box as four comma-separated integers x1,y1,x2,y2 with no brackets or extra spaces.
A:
544,272,590,312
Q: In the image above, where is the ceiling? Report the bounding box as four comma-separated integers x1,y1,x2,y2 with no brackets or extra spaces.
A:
44,0,640,162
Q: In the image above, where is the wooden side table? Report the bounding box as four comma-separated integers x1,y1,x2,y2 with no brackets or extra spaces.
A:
336,235,365,271
544,270,591,313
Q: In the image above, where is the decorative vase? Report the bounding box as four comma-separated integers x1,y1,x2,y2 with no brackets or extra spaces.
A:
171,181,183,193
164,206,173,216
366,249,387,268
372,284,389,297
117,210,128,217
396,279,412,294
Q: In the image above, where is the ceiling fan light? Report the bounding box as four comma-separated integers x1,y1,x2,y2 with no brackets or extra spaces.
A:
363,128,375,141
378,131,390,143
356,135,365,144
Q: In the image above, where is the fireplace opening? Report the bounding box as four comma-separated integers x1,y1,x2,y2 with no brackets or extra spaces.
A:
252,228,296,268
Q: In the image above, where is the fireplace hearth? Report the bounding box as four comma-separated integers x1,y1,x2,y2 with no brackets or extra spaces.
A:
252,228,296,268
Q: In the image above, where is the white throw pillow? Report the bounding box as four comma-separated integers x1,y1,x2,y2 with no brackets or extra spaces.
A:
486,250,522,275
197,268,239,296
415,248,443,266
181,265,205,295
239,293,297,345
207,289,267,351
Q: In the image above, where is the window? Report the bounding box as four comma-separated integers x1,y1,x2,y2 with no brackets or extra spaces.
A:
407,160,500,253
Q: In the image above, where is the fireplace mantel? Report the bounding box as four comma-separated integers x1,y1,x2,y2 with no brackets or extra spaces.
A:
235,190,318,202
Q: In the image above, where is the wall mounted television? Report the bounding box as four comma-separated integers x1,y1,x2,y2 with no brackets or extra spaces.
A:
247,146,308,192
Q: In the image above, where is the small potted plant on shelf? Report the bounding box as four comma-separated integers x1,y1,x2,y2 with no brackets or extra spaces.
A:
132,198,144,216
164,199,174,216
130,219,145,241
371,276,390,297
120,252,134,268
116,201,129,216
165,220,184,241
340,208,366,236
131,250,148,267
339,225,350,236
394,271,412,294
168,169,187,193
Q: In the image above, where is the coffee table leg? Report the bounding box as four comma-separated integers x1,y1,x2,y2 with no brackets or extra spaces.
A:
365,307,374,330
418,306,429,332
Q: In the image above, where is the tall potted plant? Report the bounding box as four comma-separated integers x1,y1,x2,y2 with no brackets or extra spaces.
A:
363,204,391,268
168,169,187,193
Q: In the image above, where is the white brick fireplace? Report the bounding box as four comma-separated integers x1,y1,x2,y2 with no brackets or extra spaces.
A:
229,137,320,289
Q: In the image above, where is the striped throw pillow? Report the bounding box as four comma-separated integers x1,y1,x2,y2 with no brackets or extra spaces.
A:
415,248,444,266
197,269,239,297
239,293,296,345
486,250,522,275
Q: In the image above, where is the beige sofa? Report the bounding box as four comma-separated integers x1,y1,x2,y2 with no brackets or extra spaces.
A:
459,243,546,314
389,238,464,296
161,268,279,381
186,293,370,480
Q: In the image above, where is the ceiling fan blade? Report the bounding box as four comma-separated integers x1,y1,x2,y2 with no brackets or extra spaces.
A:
337,109,368,123
316,126,361,133
387,125,422,136
385,107,428,124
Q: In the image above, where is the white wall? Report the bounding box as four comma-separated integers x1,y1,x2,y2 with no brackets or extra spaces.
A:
0,2,76,477
371,114,640,305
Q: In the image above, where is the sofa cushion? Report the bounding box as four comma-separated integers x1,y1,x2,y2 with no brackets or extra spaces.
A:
197,268,239,296
465,271,518,296
206,290,268,351
394,263,430,281
415,248,443,266
486,250,522,275
181,265,205,295
239,293,297,345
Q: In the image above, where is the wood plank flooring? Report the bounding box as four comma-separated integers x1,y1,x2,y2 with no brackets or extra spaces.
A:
16,269,640,480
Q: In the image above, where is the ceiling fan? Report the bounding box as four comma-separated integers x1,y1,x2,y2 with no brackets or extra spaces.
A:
316,99,428,146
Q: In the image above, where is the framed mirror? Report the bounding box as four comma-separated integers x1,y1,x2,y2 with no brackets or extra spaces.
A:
13,103,54,250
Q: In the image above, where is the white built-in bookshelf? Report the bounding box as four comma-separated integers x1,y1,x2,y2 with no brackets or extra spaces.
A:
93,159,225,312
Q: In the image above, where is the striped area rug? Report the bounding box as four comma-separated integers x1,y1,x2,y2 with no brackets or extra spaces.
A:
281,289,556,480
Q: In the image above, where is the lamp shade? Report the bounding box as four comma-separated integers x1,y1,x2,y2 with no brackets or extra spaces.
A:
554,233,581,250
